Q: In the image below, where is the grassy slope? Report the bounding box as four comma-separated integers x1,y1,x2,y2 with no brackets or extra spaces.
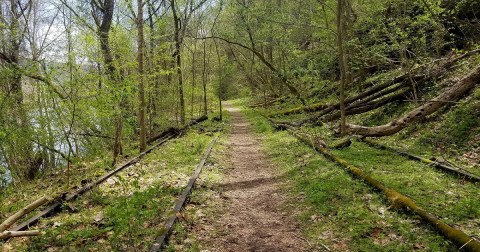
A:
233,98,477,251
264,52,480,175
241,52,480,252
1,115,229,251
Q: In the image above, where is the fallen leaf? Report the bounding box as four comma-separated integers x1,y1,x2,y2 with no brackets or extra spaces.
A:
414,243,425,250
94,212,104,223
310,214,321,223
176,212,184,221
369,227,383,238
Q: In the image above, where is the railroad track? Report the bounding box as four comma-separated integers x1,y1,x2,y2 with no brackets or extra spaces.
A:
265,117,480,251
150,136,218,251
1,116,208,240
357,138,480,183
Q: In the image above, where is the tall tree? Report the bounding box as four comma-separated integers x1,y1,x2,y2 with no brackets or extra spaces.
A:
336,0,347,136
170,0,185,125
0,0,37,179
137,0,147,151
89,0,123,164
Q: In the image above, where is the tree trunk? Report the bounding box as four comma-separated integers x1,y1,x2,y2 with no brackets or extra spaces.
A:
191,40,196,118
171,0,185,125
137,0,147,152
0,230,40,240
0,0,36,180
92,0,122,164
325,88,409,122
337,0,347,136
345,65,480,136
202,39,208,116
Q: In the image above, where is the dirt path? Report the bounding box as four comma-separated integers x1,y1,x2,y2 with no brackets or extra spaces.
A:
196,104,307,251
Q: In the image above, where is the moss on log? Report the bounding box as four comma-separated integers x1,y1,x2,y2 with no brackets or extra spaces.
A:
268,102,328,117
285,130,480,251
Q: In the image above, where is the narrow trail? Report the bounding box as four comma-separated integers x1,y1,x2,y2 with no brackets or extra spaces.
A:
196,104,307,251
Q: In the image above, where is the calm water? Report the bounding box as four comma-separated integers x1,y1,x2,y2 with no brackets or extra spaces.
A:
0,163,12,188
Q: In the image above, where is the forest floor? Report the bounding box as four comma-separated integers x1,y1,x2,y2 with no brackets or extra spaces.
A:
1,98,478,251
189,103,307,251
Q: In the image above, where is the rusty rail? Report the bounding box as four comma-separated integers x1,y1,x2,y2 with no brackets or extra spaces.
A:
5,116,208,236
359,138,480,183
150,136,218,252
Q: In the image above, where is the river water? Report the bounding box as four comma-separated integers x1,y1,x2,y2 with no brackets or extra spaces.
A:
0,163,12,188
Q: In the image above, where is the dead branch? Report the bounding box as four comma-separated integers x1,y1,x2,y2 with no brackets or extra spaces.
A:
345,65,480,136
0,196,49,232
0,230,40,239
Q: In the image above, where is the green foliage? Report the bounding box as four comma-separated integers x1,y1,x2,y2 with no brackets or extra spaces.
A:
104,185,180,249
239,105,457,251
428,89,480,148
0,165,8,189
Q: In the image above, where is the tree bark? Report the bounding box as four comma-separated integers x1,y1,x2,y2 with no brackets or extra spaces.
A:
0,230,40,240
0,196,49,232
202,39,208,116
337,0,347,136
137,0,147,152
171,0,185,125
90,0,122,164
345,65,480,136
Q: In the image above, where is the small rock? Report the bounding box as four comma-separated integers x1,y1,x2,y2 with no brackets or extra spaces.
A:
94,212,104,223
106,178,117,186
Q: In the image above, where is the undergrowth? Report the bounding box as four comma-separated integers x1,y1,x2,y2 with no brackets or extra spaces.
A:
1,115,229,251
233,99,462,251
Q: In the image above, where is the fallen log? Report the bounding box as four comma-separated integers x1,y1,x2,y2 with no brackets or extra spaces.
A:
0,197,49,232
345,65,480,136
347,82,405,108
147,115,207,144
147,127,178,145
187,115,209,126
280,128,480,251
0,230,40,239
297,84,406,125
269,81,403,118
331,138,352,149
292,50,480,126
251,97,280,108
325,88,410,122
278,88,408,126
3,116,209,241
359,138,480,183
269,102,328,117
150,136,219,251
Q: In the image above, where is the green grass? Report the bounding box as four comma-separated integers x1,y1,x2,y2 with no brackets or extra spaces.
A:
233,99,460,251
1,117,227,251
164,110,231,252
331,141,480,228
